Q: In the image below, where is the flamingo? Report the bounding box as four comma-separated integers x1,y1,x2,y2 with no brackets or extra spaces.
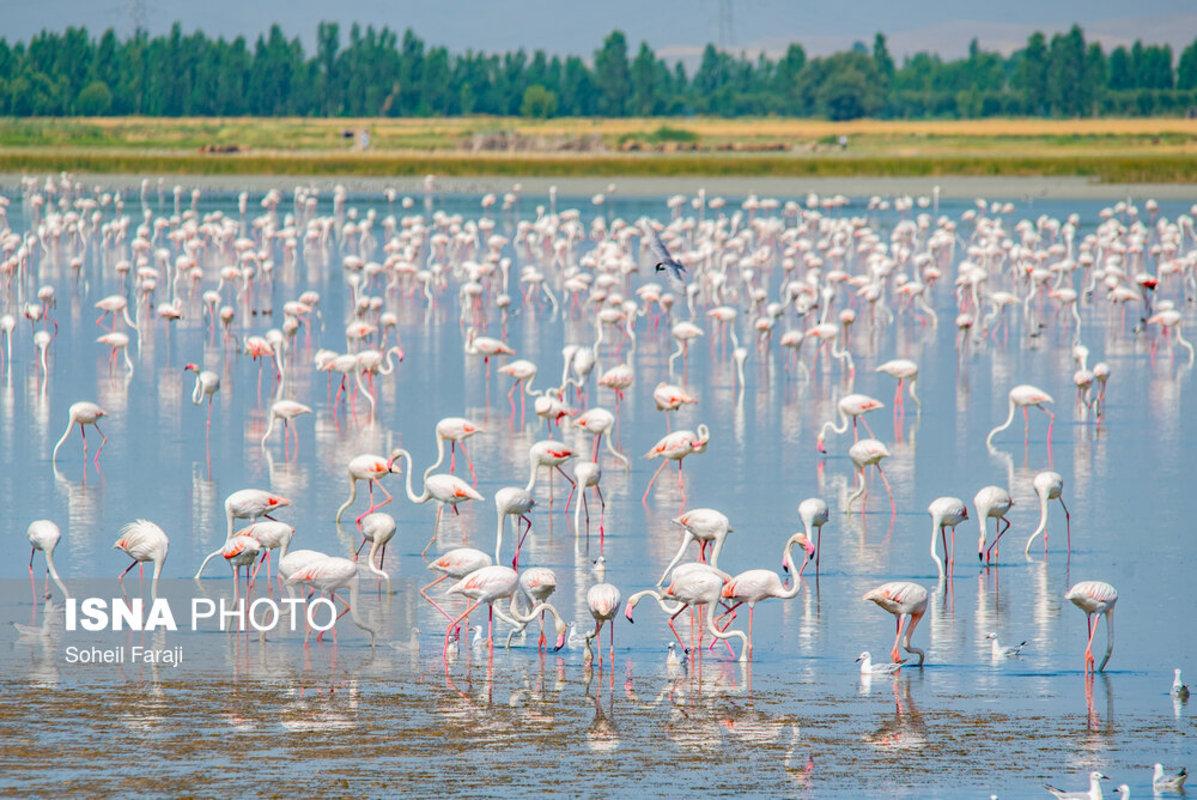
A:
875,359,920,412
816,394,884,452
94,294,136,331
26,520,69,599
98,332,135,373
974,485,1014,563
1024,471,1070,557
493,484,536,570
51,401,108,466
668,321,704,374
465,326,514,379
1065,580,1117,673
506,567,558,650
928,496,969,580
844,438,895,514
863,581,928,665
657,507,733,585
583,582,622,668
498,358,541,419
652,382,698,431
334,453,400,525
642,424,710,503
527,439,578,506
195,489,292,578
385,448,485,556
355,512,396,591
625,563,746,661
221,533,262,601
422,548,493,625
597,361,634,403
798,498,830,572
260,400,313,451
573,407,629,469
184,363,220,431
986,384,1054,448
113,519,169,600
284,556,376,647
241,520,294,587
718,532,815,659
423,417,484,486
568,461,606,547
443,565,567,656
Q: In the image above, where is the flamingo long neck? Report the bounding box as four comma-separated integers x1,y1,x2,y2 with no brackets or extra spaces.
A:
494,506,507,565
658,531,695,587
260,413,277,448
192,374,203,405
43,549,70,598
901,614,926,665
703,600,748,661
365,540,389,584
425,435,446,482
399,449,430,503
708,531,726,570
977,506,990,555
508,594,561,628
523,458,539,494
628,588,681,616
52,417,74,464
775,538,806,599
988,397,1018,447
344,576,376,646
930,513,945,579
1099,610,1115,672
354,369,375,415
1024,491,1050,556
380,347,399,375
605,433,629,470
150,556,164,601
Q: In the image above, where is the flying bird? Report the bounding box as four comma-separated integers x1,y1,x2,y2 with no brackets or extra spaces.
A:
645,225,686,284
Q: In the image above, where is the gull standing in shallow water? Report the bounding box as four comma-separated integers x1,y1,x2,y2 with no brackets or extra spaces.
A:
985,632,1026,657
1044,771,1108,800
1153,763,1187,793
856,651,904,674
1172,668,1190,700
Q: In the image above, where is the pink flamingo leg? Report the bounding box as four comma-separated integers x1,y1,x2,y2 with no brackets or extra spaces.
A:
642,460,669,504
875,464,896,515
420,575,457,624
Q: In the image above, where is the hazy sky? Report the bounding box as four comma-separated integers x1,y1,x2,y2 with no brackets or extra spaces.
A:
8,0,1197,61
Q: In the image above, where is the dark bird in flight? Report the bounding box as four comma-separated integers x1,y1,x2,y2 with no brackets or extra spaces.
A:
645,225,686,283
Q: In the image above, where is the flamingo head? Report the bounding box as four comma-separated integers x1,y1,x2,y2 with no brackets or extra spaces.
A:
816,433,826,453
385,449,405,473
184,363,198,372
553,616,568,651
624,596,638,622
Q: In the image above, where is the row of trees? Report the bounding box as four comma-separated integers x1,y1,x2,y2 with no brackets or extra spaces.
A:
2,23,1197,119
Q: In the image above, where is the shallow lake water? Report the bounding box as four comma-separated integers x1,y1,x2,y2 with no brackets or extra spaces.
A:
0,184,1193,798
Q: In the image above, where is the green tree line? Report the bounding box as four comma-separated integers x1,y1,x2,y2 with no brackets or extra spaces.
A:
2,22,1197,119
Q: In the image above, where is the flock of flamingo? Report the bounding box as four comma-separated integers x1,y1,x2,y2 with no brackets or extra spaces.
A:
4,175,1192,793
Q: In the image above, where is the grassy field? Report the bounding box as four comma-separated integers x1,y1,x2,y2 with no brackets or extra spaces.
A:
3,116,1197,181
